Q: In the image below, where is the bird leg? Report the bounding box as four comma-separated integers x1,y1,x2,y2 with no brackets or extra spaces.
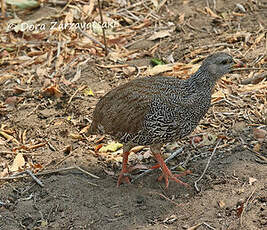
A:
153,153,189,188
117,151,131,187
151,144,189,189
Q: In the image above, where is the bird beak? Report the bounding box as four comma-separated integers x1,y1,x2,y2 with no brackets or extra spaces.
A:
232,60,245,69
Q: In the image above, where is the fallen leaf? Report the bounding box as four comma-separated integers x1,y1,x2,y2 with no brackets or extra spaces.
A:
69,133,83,140
10,153,25,172
205,7,220,18
218,200,225,208
83,88,94,96
42,85,62,98
248,177,257,185
148,30,171,40
199,133,217,146
253,128,267,142
253,143,261,152
6,0,39,9
145,64,173,76
99,142,123,153
130,146,145,153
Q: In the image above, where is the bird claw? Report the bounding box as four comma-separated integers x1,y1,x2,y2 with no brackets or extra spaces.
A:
157,170,191,189
117,172,131,187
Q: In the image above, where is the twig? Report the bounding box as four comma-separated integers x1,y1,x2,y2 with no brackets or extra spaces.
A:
203,222,216,230
97,0,108,56
233,67,267,71
156,0,168,12
0,166,99,180
194,139,221,192
67,88,80,104
1,0,5,18
240,188,257,227
78,27,110,51
0,150,15,155
132,146,184,182
195,43,234,49
241,72,267,85
27,103,42,116
26,170,44,187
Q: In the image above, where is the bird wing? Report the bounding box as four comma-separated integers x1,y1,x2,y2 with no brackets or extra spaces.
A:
90,76,182,140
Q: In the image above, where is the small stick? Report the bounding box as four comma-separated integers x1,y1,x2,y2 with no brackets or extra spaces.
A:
233,67,267,71
240,188,257,227
195,43,234,49
26,170,44,187
78,27,109,51
203,222,216,230
132,146,184,182
97,0,108,56
67,88,80,104
194,139,221,192
0,166,100,180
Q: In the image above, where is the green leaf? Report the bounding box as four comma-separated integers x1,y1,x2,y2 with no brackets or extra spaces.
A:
151,58,165,66
6,0,39,9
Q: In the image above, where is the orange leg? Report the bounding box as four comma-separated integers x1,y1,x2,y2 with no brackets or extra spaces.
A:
153,153,190,189
117,151,131,187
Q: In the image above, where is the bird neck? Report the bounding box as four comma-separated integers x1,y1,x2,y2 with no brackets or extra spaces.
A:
183,68,217,93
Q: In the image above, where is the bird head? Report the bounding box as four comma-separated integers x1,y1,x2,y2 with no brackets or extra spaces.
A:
200,52,235,80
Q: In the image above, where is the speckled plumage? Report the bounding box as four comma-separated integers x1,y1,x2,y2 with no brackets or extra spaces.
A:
90,52,234,147
90,52,234,188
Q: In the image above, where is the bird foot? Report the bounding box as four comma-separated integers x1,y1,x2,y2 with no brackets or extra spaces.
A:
117,170,131,187
158,170,191,189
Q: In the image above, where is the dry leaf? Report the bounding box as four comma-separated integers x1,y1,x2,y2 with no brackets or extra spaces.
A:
253,143,261,152
0,131,19,144
253,128,267,142
218,200,225,208
178,13,185,24
69,133,83,140
145,64,173,76
199,133,217,146
248,177,257,185
205,7,220,18
10,153,25,172
0,75,15,85
83,88,94,96
42,85,62,98
148,30,171,40
99,142,123,153
131,145,145,153
255,33,265,44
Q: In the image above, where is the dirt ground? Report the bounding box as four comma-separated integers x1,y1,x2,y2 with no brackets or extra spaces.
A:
0,0,267,229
